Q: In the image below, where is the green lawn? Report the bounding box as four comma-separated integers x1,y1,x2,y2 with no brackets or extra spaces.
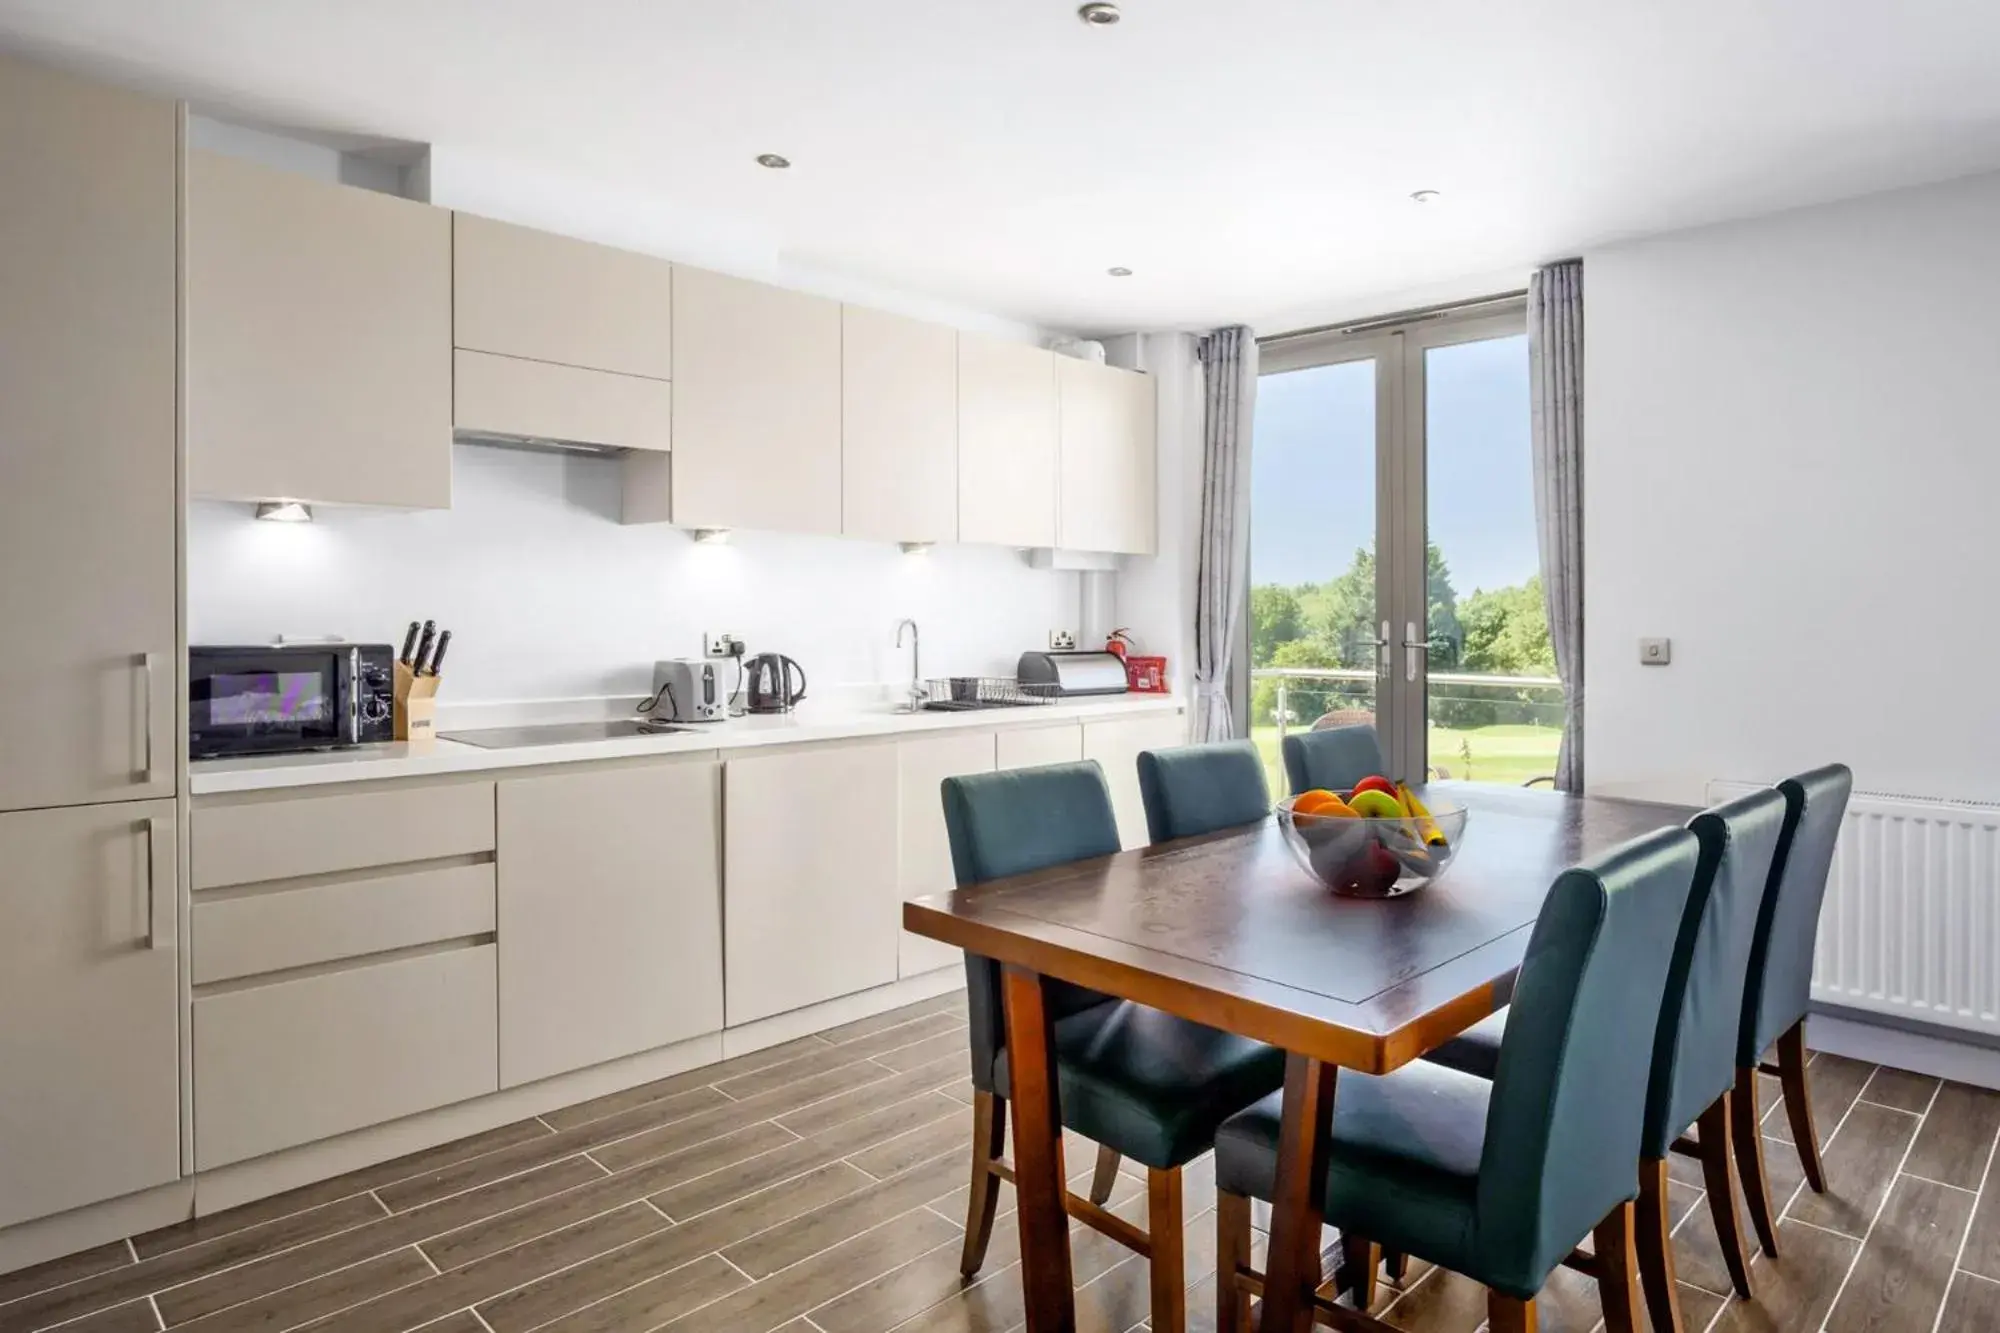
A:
1251,722,1561,791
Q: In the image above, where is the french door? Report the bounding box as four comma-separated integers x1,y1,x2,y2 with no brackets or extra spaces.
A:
1247,301,1558,789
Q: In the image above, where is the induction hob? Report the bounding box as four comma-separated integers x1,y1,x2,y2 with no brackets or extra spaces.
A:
438,719,697,749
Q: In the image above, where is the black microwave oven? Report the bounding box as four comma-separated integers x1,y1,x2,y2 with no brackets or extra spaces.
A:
189,643,396,759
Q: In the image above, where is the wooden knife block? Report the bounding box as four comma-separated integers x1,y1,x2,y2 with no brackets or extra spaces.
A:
394,661,441,746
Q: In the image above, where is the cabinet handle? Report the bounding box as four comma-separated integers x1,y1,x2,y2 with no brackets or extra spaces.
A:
145,816,174,951
140,651,160,787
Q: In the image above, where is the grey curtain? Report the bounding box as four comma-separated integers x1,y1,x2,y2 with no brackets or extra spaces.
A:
1529,260,1585,791
1193,327,1258,741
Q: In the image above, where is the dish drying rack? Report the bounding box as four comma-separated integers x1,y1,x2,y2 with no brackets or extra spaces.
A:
920,677,1062,711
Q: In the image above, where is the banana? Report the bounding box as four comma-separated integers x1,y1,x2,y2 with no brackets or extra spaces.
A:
1398,782,1448,846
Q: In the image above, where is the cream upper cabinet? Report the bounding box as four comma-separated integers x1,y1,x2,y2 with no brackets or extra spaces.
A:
1058,359,1159,555
842,305,958,544
723,741,899,1024
497,760,724,1087
896,731,996,978
0,54,176,813
0,801,180,1228
187,150,451,508
957,334,1059,548
671,266,842,534
453,212,673,379
1082,711,1189,850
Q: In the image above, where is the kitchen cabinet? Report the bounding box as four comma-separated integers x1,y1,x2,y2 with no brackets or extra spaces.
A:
957,334,1060,548
497,761,724,1087
0,801,180,1228
996,722,1085,771
454,349,672,452
896,731,996,977
0,53,176,813
724,742,900,1024
1058,358,1159,555
194,781,495,889
842,305,959,544
453,212,673,379
195,944,497,1169
1082,712,1189,850
670,266,842,534
187,149,451,508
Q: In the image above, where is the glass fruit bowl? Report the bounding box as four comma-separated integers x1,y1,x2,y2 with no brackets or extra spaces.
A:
1276,789,1468,897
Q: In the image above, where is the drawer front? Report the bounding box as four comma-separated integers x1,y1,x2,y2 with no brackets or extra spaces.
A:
995,723,1084,770
193,863,496,985
195,782,495,889
194,944,498,1168
454,349,671,452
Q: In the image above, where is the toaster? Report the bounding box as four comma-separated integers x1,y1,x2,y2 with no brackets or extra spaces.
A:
648,658,728,722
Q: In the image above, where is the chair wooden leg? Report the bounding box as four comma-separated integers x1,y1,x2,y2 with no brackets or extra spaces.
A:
1383,1249,1408,1282
1215,1191,1253,1333
1147,1167,1186,1333
1340,1233,1379,1309
1090,1142,1122,1206
1635,1159,1685,1333
959,1090,1008,1277
1733,1063,1782,1257
1592,1199,1643,1333
1777,1019,1828,1193
1698,1093,1755,1298
1488,1290,1539,1333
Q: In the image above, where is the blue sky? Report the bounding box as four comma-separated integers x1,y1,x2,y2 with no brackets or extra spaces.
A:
1249,333,1537,597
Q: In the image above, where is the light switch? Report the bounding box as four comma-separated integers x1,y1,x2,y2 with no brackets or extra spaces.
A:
1639,637,1672,666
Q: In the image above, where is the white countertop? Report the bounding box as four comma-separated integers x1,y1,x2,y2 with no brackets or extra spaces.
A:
190,693,1186,795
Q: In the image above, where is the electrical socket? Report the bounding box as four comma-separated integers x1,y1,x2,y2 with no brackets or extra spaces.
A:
1049,629,1077,651
704,632,743,659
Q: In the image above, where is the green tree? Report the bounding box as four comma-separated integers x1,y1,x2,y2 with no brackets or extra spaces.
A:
1459,575,1554,674
1249,584,1303,667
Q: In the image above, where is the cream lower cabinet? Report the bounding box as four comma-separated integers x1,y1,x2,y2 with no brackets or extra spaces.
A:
497,760,724,1087
896,731,997,978
996,722,1085,771
0,801,180,1228
1082,712,1190,850
724,742,899,1024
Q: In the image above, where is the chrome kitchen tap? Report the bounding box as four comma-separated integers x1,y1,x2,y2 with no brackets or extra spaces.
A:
895,619,927,712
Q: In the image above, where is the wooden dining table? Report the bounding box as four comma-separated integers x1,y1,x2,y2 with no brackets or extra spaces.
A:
902,781,1699,1333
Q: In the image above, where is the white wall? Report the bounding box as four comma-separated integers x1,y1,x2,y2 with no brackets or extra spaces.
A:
189,445,1079,705
1585,169,2000,804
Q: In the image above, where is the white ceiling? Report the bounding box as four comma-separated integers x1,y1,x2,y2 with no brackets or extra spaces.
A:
5,0,2000,334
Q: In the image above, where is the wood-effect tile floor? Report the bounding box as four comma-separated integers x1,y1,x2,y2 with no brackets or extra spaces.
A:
2,994,1998,1333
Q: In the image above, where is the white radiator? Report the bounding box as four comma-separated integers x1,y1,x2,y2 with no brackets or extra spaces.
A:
1709,781,2000,1039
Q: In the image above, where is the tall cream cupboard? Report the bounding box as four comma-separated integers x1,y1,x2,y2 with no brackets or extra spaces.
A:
186,149,452,508
0,52,183,1227
1058,358,1159,555
957,334,1061,548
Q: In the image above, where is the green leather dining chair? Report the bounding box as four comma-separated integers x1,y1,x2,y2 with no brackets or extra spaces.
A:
1424,788,1789,1331
1137,740,1272,843
1732,764,1854,1259
942,761,1287,1333
1280,722,1387,796
1210,826,1703,1333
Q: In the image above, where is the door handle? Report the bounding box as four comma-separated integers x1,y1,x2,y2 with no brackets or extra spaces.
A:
140,651,161,786
1403,622,1428,682
1373,620,1391,680
144,816,174,950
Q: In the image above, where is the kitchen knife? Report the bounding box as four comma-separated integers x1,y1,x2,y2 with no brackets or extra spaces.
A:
426,630,451,677
411,621,437,675
399,620,421,666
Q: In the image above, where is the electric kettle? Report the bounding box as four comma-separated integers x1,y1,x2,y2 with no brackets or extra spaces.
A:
744,652,808,714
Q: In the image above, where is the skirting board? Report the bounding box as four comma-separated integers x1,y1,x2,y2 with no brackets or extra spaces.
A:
0,964,967,1278
1809,1008,2000,1092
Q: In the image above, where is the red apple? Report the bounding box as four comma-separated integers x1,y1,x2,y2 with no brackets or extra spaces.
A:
1352,775,1399,800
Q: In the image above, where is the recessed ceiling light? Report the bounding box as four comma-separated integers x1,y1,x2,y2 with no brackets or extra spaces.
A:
1078,2,1122,26
1410,189,1442,204
254,500,312,523
691,527,733,545
1107,266,1134,277
756,153,791,170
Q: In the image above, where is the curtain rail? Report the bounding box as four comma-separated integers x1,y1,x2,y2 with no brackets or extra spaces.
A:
1259,289,1529,346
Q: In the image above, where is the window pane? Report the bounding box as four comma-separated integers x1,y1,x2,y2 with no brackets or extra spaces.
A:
1249,359,1376,792
1423,334,1563,785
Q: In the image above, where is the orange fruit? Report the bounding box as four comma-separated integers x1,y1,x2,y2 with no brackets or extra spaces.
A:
1293,790,1355,818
